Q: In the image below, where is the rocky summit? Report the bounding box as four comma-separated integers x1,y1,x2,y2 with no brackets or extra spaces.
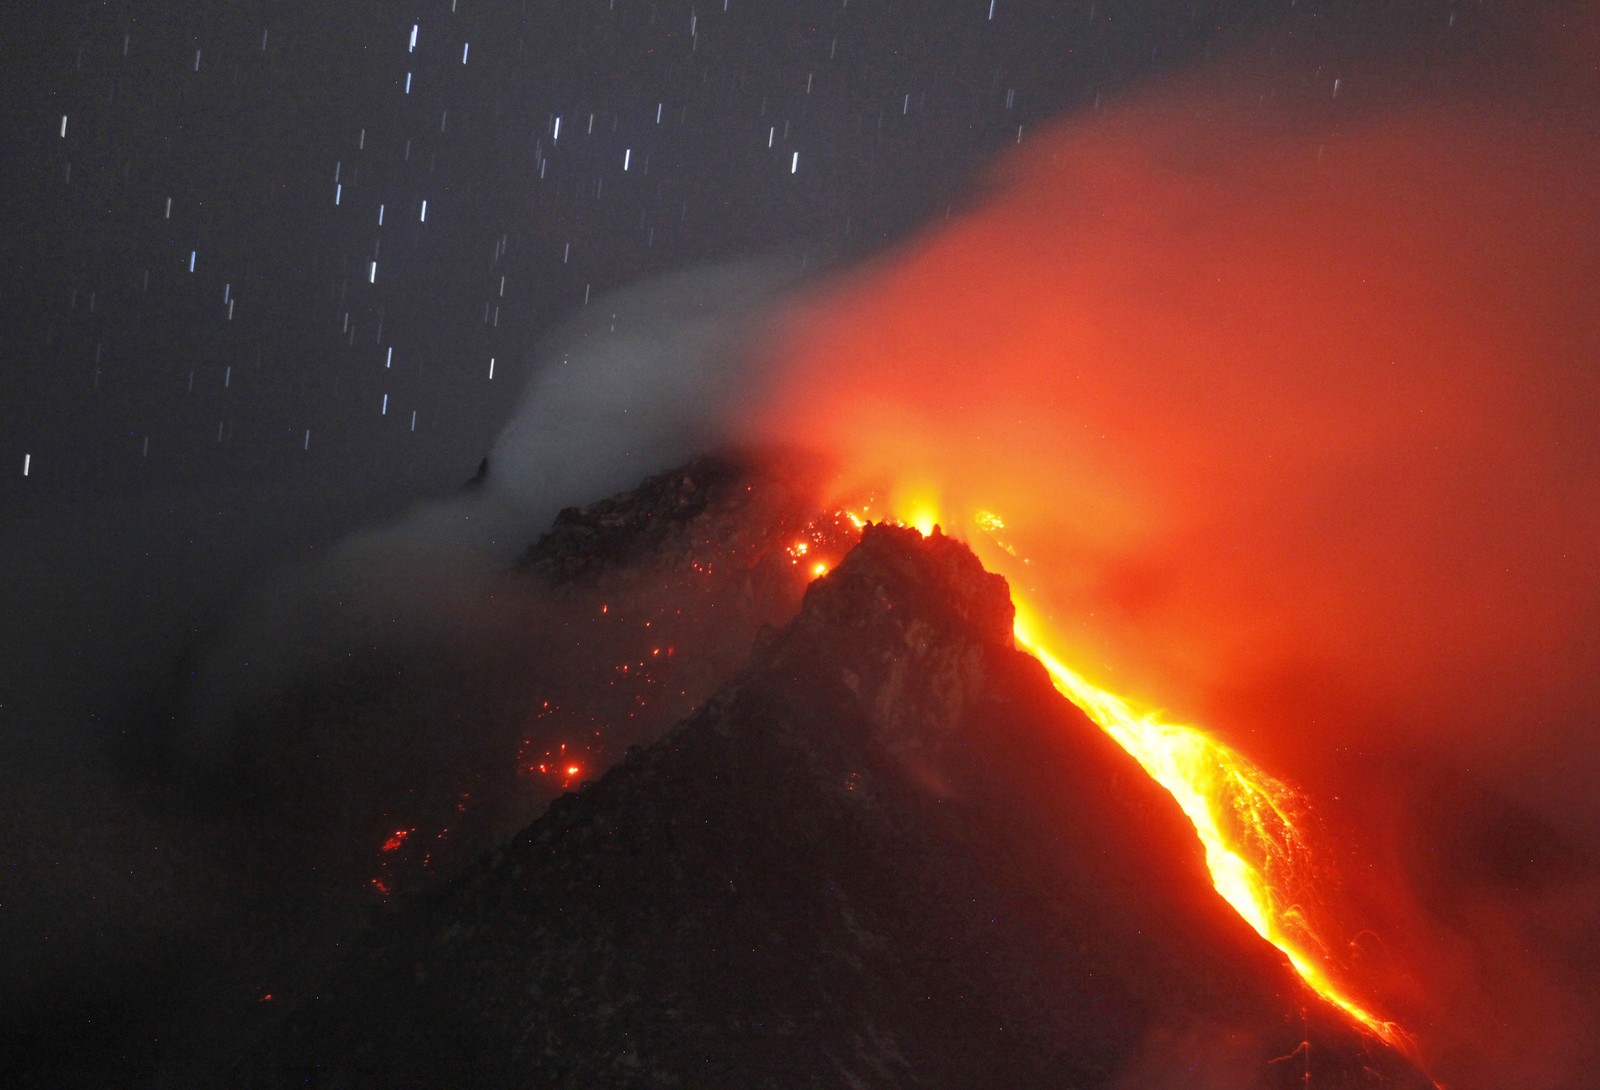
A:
230,521,1432,1089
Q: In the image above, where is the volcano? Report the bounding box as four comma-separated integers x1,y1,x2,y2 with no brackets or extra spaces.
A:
220,469,1432,1089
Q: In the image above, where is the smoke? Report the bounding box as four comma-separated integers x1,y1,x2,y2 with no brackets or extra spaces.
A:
489,257,809,517
180,254,812,801
179,253,812,753
736,13,1600,1089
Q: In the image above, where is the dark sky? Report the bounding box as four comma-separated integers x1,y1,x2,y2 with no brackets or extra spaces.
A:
3,0,1292,507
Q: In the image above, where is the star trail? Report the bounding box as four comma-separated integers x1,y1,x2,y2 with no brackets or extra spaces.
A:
4,0,1280,502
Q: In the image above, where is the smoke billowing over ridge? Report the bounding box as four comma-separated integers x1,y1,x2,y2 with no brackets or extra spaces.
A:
181,255,812,785
747,18,1600,830
734,17,1600,1089
488,258,812,521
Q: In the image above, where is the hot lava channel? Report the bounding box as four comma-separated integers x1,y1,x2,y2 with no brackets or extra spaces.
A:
803,504,1419,1058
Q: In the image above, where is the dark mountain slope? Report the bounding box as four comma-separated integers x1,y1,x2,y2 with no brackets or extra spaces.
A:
232,523,1430,1089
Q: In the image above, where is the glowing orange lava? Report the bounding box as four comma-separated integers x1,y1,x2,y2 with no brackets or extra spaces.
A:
1011,616,1408,1050
819,504,1413,1053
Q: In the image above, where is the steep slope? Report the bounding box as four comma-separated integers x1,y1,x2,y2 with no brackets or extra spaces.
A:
232,524,1431,1089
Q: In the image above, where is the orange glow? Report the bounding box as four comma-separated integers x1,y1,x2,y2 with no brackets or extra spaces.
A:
520,720,602,791
743,58,1600,1079
1010,604,1408,1049
814,504,1410,1049
899,487,940,538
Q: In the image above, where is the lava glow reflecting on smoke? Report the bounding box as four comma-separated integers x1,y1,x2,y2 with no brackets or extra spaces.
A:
741,51,1600,1073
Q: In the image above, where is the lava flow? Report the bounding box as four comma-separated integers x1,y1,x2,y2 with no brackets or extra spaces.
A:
1010,611,1406,1049
814,505,1413,1053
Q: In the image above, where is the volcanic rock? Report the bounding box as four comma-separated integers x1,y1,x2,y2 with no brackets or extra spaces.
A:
229,523,1432,1089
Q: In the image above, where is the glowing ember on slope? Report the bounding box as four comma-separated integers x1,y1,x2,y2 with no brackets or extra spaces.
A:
520,702,607,790
369,802,466,899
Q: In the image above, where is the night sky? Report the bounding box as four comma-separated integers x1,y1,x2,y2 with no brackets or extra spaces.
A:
8,1,1592,1087
4,0,1280,502
1,0,1317,740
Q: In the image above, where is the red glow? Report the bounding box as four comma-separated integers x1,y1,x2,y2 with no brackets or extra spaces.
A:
750,52,1600,1087
808,512,1409,1049
519,709,605,790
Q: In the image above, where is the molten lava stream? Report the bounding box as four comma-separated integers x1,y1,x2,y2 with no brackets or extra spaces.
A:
1011,618,1409,1051
823,505,1416,1057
